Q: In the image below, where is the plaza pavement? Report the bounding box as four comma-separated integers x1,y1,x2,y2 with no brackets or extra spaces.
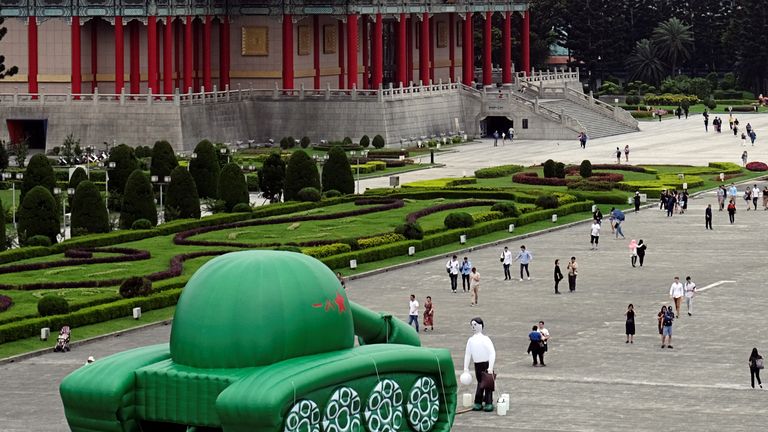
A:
3,117,768,431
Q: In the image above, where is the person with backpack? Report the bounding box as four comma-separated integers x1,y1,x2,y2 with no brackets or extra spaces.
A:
611,208,626,239
578,132,588,149
446,255,460,293
749,348,764,388
661,305,675,349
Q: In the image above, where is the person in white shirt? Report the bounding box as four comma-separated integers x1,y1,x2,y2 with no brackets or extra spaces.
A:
500,247,513,280
684,276,696,316
590,220,601,250
463,317,496,412
514,245,533,281
408,294,419,332
538,320,550,353
669,276,685,318
752,185,760,211
446,255,460,293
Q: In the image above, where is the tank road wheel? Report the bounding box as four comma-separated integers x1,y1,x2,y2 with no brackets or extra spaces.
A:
406,377,440,432
323,387,363,432
364,379,404,432
284,399,321,432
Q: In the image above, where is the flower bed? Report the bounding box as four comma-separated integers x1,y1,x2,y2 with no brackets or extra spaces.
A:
746,161,768,171
402,178,477,188
588,172,625,183
565,164,651,175
405,200,496,224
512,172,568,186
0,295,12,312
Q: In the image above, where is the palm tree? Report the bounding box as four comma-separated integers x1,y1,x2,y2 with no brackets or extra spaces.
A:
652,17,694,76
625,39,666,85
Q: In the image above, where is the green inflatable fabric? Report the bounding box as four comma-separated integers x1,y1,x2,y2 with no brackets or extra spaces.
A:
60,250,457,432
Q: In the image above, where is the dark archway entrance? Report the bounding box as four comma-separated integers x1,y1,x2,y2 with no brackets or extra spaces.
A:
6,119,48,149
481,116,513,137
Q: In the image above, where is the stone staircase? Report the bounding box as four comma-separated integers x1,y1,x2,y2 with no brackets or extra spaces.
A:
540,99,639,139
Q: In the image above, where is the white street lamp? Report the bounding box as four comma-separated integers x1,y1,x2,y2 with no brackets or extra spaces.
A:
151,175,172,223
53,187,75,240
1,172,23,227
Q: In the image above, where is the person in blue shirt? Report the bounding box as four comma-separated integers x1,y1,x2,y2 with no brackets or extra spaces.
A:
514,245,533,281
460,256,472,293
527,325,545,366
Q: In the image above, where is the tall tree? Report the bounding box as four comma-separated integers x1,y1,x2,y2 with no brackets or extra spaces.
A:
218,163,249,212
725,0,768,94
188,140,220,199
71,180,110,235
149,140,178,180
0,18,19,80
107,144,139,195
321,146,354,194
258,153,286,203
652,18,694,76
165,166,200,220
18,186,59,245
625,39,666,85
21,154,55,199
119,170,157,229
284,151,320,201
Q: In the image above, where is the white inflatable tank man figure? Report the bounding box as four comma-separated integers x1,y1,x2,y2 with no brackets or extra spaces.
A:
463,317,496,412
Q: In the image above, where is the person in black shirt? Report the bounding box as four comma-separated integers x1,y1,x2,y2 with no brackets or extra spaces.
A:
553,259,563,294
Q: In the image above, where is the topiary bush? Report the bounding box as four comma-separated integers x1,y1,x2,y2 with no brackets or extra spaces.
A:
372,135,385,149
360,135,370,148
324,189,342,198
119,276,152,298
106,144,139,195
119,170,157,229
625,95,640,105
491,201,520,217
300,136,311,149
165,166,201,220
342,137,353,146
321,146,355,194
26,235,52,247
0,198,5,251
555,162,566,179
67,166,88,204
284,150,321,201
580,160,593,178
71,180,110,235
189,140,221,199
37,295,69,317
543,159,557,178
474,164,524,178
535,194,560,209
232,202,252,213
18,185,59,245
395,221,424,240
131,218,153,230
258,153,287,203
134,145,153,158
150,140,179,180
21,153,56,199
297,187,322,202
218,163,249,212
444,212,475,229
0,294,12,312
280,136,295,150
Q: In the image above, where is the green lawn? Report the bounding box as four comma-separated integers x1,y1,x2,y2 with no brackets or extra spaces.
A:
0,189,20,210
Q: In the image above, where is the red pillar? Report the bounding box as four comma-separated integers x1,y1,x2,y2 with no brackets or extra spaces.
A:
220,16,230,89
502,11,512,84
71,16,82,95
114,17,124,94
147,15,158,94
91,19,98,91
462,14,472,85
429,16,435,82
193,20,200,90
202,15,212,91
347,15,359,89
174,20,180,89
282,14,294,89
183,16,193,92
483,12,492,86
448,13,455,83
372,13,383,89
28,17,38,94
129,21,140,94
419,13,429,85
396,14,406,87
406,17,413,84
338,21,345,88
164,18,173,95
522,10,531,76
313,15,320,89
361,16,368,89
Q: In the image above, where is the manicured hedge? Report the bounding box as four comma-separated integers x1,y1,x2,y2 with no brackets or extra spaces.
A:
402,178,477,188
565,164,652,175
0,247,150,277
746,161,768,171
474,164,525,178
301,243,352,259
405,200,496,223
708,162,742,174
366,188,536,203
358,233,407,249
512,172,568,186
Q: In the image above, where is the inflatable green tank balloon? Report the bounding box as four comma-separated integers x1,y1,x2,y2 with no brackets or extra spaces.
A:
60,251,457,432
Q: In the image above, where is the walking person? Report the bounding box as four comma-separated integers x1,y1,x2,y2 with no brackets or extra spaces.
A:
460,256,472,292
624,145,630,162
657,305,668,346
514,245,533,281
500,247,513,280
615,147,622,164
666,192,676,217
742,150,748,166
538,321,550,357
579,132,588,149
684,276,696,316
611,208,626,239
661,305,675,349
508,126,515,143
566,256,578,292
625,304,635,344
470,267,481,306
527,325,545,367
703,111,709,132
629,239,638,267
634,191,641,212
553,259,563,294
408,294,420,332
680,190,688,214
749,348,764,389
446,255,460,293
744,186,752,211
752,184,760,211
717,186,726,211
669,277,684,318
727,199,737,224
705,204,713,230
636,240,647,267
763,186,768,210
493,130,499,147
423,296,434,332
728,183,738,202
590,220,601,250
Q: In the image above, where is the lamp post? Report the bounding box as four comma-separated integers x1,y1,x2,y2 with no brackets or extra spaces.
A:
98,161,116,210
350,150,369,194
53,187,75,240
150,175,172,224
1,172,23,228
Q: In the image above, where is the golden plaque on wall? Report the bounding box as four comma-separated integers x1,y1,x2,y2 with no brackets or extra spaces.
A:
242,26,269,56
437,22,448,48
298,25,311,55
323,24,337,54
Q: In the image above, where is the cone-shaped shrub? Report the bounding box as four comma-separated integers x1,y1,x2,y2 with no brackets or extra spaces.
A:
71,180,110,235
218,163,249,212
166,166,201,220
321,145,354,194
21,153,56,199
150,140,178,180
258,153,286,202
189,140,220,198
18,185,59,245
106,144,139,195
284,150,320,201
119,170,157,229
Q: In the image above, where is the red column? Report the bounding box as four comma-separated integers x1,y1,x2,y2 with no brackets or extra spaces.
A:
313,15,320,89
406,17,413,84
184,16,193,92
174,20,180,89
361,16,368,89
91,20,98,90
419,13,429,85
282,14,294,90
129,21,140,94
347,14,358,89
114,17,124,94
338,21,345,88
147,15,158,93
219,17,230,89
462,14,472,85
483,12,492,86
28,17,39,94
522,10,531,76
164,18,173,95
448,13,455,83
396,13,406,87
71,16,82,95
193,20,200,90
372,13,383,89
202,15,212,91
502,11,511,84
429,16,435,82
